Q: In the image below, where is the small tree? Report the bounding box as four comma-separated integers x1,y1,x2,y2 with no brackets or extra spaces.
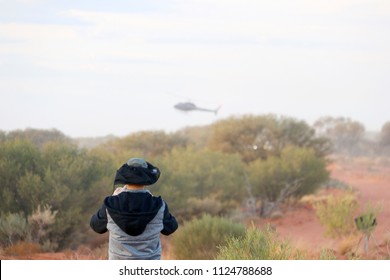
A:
155,147,246,220
313,116,365,155
248,146,329,216
209,114,330,163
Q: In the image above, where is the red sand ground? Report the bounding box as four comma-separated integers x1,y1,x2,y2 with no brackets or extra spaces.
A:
264,156,390,259
2,156,389,259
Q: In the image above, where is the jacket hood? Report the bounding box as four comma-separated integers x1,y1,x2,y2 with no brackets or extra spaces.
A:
104,191,163,236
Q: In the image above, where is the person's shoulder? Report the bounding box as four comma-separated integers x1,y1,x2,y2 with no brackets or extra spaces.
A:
103,194,120,206
150,194,164,204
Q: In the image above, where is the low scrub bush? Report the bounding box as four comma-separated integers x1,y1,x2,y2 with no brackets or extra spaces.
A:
185,197,223,218
216,226,300,260
172,214,246,260
314,193,358,237
0,212,29,246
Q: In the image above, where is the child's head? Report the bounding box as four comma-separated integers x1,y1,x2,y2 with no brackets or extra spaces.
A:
113,157,160,187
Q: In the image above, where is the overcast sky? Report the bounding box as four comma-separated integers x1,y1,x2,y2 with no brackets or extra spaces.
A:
1,0,389,137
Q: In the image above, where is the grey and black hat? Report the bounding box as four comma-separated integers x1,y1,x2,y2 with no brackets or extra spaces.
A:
114,158,160,186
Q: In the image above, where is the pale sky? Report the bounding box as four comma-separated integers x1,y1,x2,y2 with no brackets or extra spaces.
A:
1,0,389,137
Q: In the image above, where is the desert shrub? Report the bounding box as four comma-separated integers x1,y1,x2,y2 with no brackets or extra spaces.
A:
0,212,30,246
209,115,331,163
28,204,57,243
0,137,115,250
216,226,299,260
185,196,224,218
0,206,59,250
172,214,246,260
247,146,329,216
314,193,358,237
155,147,246,221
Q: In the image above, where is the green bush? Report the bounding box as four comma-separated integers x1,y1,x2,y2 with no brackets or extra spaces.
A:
216,226,299,260
248,145,329,202
0,137,115,250
314,193,358,237
155,147,246,220
172,215,246,260
0,212,29,246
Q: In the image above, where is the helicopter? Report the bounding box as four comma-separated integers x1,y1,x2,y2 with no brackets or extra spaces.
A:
174,102,221,115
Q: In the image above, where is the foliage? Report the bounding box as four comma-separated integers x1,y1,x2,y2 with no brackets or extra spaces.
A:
100,130,188,165
185,196,223,218
28,205,58,243
313,116,365,155
172,214,246,260
319,248,337,260
208,114,330,163
0,139,43,214
0,205,58,247
154,147,246,220
354,203,382,235
0,136,115,250
314,192,358,237
216,225,299,260
247,146,329,215
175,125,213,150
0,212,29,246
2,128,71,148
2,116,378,254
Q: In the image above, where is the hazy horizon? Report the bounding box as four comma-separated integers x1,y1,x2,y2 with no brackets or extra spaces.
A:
1,0,389,138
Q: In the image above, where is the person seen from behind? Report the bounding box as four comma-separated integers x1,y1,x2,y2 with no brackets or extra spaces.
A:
90,158,178,260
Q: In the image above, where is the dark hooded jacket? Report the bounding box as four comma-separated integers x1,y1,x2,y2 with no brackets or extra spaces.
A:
90,189,178,259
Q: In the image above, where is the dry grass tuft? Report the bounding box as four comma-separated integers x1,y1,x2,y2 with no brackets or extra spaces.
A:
338,235,360,256
3,241,41,257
